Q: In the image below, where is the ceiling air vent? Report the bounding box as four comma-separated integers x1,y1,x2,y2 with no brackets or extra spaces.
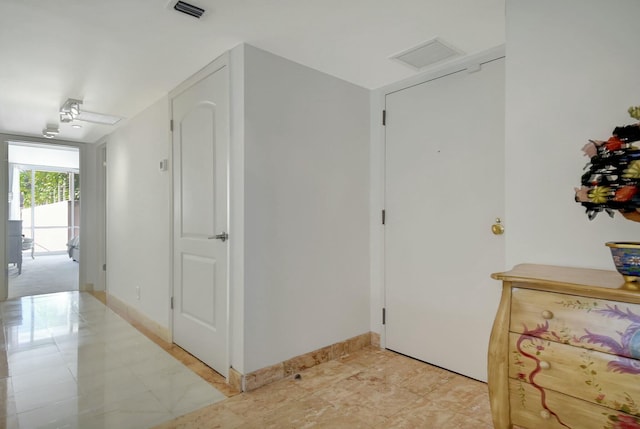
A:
172,1,205,19
391,38,463,70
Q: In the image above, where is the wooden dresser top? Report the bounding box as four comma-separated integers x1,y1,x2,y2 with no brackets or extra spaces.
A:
491,264,640,304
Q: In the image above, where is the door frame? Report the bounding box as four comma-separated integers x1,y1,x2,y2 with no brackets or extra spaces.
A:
96,142,107,293
0,133,86,301
369,45,506,348
168,52,232,377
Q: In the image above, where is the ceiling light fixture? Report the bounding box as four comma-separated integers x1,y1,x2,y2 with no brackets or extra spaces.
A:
42,126,59,139
59,98,83,123
59,97,124,126
71,124,82,129
75,110,123,125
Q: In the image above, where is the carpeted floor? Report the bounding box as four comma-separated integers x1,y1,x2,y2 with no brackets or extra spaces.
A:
8,253,79,299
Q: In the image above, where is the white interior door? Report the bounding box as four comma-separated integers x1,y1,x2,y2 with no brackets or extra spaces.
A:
172,64,229,377
384,58,505,382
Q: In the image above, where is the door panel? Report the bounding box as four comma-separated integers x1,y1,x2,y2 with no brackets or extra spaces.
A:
181,254,216,326
180,105,216,236
384,58,505,382
172,64,229,377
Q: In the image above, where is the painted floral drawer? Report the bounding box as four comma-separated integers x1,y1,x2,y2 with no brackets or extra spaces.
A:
511,288,640,360
509,332,640,414
510,378,640,429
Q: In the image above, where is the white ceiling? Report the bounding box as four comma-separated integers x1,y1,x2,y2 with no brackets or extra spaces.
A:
0,0,505,143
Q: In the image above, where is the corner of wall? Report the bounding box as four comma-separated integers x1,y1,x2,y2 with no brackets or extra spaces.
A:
242,332,372,392
229,42,246,375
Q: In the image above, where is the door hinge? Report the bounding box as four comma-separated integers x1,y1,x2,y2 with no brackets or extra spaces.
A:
102,263,106,271
382,307,386,325
170,296,174,310
382,209,386,225
170,119,173,132
382,110,386,126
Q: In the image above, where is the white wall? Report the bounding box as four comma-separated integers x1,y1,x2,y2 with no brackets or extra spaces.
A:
505,0,640,269
106,97,171,327
243,45,370,373
100,45,370,375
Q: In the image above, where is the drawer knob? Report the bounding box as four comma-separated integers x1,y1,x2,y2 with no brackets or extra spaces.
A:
540,410,551,419
539,361,551,370
541,310,554,320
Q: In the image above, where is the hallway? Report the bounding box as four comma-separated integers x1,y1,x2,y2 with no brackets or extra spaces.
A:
0,292,226,428
0,291,494,428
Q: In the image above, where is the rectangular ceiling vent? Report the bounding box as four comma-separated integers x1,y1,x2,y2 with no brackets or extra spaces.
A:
391,38,463,70
172,1,205,19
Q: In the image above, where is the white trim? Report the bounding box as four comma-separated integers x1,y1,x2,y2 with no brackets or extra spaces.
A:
168,51,233,378
379,44,505,94
369,90,386,347
167,96,174,342
370,45,506,347
168,51,230,99
0,133,87,300
95,142,107,292
0,139,7,301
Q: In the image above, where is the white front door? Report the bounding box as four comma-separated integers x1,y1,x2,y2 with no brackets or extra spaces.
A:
172,63,229,377
384,58,505,382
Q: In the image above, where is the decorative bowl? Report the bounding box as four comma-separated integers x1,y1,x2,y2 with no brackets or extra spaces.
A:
606,242,640,282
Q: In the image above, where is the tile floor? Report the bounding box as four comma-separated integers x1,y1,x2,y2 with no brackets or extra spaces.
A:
155,348,494,428
0,291,227,429
0,290,495,429
91,292,240,399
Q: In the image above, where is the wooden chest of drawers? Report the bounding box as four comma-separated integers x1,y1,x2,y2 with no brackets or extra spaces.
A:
489,264,640,429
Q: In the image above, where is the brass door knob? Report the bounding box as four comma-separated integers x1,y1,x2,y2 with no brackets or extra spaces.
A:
491,218,504,235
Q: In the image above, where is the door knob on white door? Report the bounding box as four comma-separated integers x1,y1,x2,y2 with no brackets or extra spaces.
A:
208,232,229,242
491,218,504,235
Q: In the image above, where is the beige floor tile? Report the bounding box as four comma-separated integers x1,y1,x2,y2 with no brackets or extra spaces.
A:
257,396,339,428
347,387,423,419
400,364,456,396
153,405,246,429
153,347,496,428
425,375,493,424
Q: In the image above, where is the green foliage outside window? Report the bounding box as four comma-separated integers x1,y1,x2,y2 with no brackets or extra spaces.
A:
20,171,79,208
